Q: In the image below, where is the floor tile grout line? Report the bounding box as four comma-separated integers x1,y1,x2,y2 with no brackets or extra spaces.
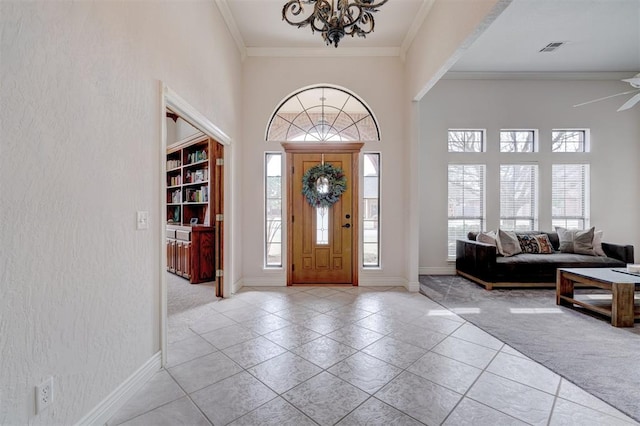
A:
164,368,216,426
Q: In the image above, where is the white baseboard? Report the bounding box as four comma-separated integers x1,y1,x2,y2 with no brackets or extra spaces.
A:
75,352,162,426
359,276,408,287
406,281,420,292
419,266,456,275
240,276,286,287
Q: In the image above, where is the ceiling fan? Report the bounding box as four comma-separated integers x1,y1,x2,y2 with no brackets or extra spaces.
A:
573,73,640,111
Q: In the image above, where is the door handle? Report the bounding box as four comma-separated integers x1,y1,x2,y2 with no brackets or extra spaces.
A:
342,223,351,228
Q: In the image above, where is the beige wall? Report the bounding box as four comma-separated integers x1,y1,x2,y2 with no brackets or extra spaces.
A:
419,77,640,272
0,2,242,424
241,56,408,288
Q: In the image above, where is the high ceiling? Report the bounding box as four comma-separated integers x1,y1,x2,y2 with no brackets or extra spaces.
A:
219,0,640,73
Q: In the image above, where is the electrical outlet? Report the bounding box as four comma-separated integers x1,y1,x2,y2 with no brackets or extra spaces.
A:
36,377,53,414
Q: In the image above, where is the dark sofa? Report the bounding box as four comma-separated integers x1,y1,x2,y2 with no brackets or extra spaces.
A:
456,231,635,290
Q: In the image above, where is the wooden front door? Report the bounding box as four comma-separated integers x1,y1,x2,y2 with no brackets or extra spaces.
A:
284,143,363,285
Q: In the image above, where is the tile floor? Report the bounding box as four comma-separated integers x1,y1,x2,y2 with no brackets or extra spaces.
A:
107,282,639,426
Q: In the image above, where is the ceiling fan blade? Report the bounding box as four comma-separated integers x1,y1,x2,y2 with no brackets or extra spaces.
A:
617,92,640,112
573,89,640,107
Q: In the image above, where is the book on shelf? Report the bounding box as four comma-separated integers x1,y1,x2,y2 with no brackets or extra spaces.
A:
167,159,181,169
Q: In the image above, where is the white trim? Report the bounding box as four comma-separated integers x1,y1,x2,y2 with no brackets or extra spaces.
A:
214,0,247,60
419,266,456,275
359,276,408,287
400,0,435,62
74,353,161,426
164,86,232,146
246,47,400,58
406,281,420,293
444,71,634,81
161,83,234,371
159,84,169,368
241,276,287,287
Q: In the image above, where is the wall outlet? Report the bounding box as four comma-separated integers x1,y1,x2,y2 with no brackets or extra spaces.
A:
36,377,54,414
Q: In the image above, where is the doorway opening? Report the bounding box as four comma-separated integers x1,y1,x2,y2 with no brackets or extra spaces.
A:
160,84,231,366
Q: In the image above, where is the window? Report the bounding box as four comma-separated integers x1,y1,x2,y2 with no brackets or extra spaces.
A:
265,153,282,267
448,130,485,152
552,130,587,152
500,164,538,231
363,153,380,267
448,164,485,258
266,86,380,142
500,130,536,152
552,164,589,229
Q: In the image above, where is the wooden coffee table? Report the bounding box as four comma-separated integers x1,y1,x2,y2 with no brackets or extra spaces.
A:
556,268,640,327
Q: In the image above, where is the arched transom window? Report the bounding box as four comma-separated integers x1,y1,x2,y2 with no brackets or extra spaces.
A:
266,86,380,142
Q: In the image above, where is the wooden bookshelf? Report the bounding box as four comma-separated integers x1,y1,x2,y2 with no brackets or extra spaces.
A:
166,134,220,285
166,134,213,226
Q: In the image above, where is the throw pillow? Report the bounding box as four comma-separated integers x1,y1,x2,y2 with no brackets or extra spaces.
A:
574,227,596,255
593,230,606,256
533,234,554,254
517,234,540,253
477,230,497,246
556,226,575,252
555,226,596,255
496,229,522,257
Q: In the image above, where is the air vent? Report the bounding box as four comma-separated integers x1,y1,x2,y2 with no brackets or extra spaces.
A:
539,42,565,53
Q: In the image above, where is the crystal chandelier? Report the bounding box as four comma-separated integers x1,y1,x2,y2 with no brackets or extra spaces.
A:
282,0,389,48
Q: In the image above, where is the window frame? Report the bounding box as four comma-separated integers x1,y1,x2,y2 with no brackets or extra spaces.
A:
499,129,538,153
447,164,486,259
447,129,486,153
551,129,590,153
551,163,590,229
264,152,283,268
499,163,539,231
362,152,381,268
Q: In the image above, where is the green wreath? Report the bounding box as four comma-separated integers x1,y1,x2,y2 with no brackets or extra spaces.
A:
302,163,347,208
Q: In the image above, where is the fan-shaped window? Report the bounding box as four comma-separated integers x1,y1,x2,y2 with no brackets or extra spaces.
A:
266,86,380,142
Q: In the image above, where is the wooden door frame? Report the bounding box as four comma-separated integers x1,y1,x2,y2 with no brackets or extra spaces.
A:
282,142,364,286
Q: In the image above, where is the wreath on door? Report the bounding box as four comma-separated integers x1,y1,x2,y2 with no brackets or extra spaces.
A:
302,163,347,208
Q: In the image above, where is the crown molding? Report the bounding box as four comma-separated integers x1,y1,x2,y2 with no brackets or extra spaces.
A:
246,47,401,58
215,0,247,60
443,71,635,81
400,0,435,62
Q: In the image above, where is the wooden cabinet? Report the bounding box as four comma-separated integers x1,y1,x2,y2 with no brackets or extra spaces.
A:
167,224,215,284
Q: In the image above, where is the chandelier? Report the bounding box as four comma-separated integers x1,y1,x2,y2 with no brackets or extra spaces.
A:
282,0,389,48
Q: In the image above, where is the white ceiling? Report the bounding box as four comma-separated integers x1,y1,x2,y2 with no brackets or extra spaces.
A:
221,0,427,51
219,0,640,73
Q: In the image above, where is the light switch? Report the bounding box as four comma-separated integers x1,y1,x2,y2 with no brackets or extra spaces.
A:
137,211,149,230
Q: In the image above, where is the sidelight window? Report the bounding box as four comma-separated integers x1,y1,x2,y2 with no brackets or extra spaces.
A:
363,153,380,267
265,153,282,267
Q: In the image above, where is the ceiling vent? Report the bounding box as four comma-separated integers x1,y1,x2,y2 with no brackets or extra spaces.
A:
539,42,565,53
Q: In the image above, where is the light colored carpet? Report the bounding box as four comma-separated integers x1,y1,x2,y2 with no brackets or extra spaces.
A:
420,274,640,422
167,273,218,317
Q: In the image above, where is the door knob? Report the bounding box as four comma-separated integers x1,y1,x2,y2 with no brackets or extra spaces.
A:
342,223,351,228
